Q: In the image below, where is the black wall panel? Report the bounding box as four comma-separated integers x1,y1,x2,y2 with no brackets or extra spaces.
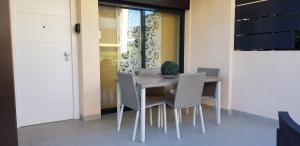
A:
236,0,257,5
235,32,295,50
235,14,300,35
234,0,300,51
236,0,300,20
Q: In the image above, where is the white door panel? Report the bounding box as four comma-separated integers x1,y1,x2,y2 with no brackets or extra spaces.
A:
15,13,71,43
15,43,73,126
15,43,71,69
15,0,70,16
15,43,73,98
14,0,74,126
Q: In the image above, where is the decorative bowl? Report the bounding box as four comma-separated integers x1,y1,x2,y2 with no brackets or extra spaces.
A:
160,74,178,79
161,61,179,76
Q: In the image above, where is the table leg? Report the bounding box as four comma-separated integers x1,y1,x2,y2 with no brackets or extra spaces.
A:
140,88,146,142
216,81,221,125
117,83,121,127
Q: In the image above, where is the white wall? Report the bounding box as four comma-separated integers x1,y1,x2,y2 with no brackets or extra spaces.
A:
232,51,300,122
187,0,300,123
77,0,101,120
187,0,234,109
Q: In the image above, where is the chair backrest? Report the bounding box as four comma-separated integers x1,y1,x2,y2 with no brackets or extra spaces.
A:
174,73,206,108
197,67,220,97
118,72,140,110
277,111,300,146
197,67,220,77
140,68,160,75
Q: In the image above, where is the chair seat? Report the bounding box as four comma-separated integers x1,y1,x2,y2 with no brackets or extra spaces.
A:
145,96,166,108
170,91,214,101
165,96,203,108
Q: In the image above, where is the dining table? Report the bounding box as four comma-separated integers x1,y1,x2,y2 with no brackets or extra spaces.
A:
116,73,222,142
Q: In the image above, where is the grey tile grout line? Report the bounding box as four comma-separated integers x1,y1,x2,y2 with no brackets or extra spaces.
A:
67,129,79,146
26,135,33,146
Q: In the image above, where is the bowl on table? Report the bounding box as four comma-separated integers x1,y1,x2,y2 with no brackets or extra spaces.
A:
160,61,179,79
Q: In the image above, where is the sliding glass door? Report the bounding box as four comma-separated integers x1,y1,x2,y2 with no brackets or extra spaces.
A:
99,5,181,111
99,6,141,110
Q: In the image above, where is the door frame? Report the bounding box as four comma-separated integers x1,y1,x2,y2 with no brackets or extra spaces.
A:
99,4,186,114
10,0,80,127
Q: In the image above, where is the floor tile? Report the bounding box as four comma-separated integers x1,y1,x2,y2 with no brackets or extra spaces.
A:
18,108,277,146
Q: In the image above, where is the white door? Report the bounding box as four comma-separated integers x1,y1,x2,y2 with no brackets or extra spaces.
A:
13,0,74,126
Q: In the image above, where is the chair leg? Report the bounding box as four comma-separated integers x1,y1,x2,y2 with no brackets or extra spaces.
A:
174,108,180,139
178,109,182,123
160,106,163,127
132,110,140,141
163,104,167,133
193,106,196,127
149,107,153,126
198,105,205,134
158,106,161,128
214,98,218,121
117,104,124,131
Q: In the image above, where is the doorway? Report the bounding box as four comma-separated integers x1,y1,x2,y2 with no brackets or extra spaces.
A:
99,5,182,113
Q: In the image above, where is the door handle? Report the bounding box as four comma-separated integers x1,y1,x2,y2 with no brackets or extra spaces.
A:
64,50,71,61
64,51,71,57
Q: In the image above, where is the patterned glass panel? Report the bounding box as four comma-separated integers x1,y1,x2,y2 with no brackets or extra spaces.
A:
145,11,161,68
118,9,142,73
145,11,179,68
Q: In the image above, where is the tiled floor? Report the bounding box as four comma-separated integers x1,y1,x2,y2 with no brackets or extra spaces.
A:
18,107,277,146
